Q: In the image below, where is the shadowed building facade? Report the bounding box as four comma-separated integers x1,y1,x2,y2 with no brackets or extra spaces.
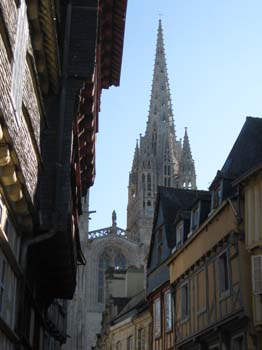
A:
0,0,127,349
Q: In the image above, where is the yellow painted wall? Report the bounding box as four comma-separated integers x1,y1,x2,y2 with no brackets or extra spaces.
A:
170,203,236,284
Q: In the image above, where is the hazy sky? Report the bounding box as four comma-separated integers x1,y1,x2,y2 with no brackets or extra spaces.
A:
89,0,262,231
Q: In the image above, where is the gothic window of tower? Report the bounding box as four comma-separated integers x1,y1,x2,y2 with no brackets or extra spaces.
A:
98,249,127,303
147,174,151,192
142,174,146,192
114,252,126,270
98,253,110,303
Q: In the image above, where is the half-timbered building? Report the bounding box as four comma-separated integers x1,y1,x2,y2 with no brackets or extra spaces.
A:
0,0,128,349
147,187,210,350
168,117,262,350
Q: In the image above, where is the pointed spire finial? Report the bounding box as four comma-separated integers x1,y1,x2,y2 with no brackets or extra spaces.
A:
182,127,192,159
179,127,197,189
112,210,117,227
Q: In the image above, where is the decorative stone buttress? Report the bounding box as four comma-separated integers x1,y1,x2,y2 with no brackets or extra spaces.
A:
126,20,196,248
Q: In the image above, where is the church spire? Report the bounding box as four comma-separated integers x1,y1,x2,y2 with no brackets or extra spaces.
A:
178,127,196,189
147,20,176,137
127,21,197,247
182,127,192,159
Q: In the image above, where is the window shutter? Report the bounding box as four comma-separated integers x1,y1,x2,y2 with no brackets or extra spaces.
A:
252,255,262,295
11,0,28,122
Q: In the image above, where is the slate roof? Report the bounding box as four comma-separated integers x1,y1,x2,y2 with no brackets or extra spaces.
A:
174,210,191,226
147,187,210,270
155,187,210,248
111,290,147,325
221,117,262,179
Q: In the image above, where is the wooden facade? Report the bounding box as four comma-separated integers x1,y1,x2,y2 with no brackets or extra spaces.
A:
147,188,209,350
148,284,174,350
170,201,248,349
168,118,262,350
0,0,128,349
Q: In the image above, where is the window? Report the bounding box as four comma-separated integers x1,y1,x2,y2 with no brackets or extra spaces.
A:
164,164,171,187
251,255,262,295
116,341,122,350
191,205,199,231
114,252,126,270
127,336,134,350
181,282,189,320
147,174,151,191
0,258,6,313
164,291,172,331
11,0,29,124
153,298,161,337
142,174,146,192
97,253,110,303
212,183,223,210
176,222,183,248
231,334,245,350
164,177,171,187
4,217,20,258
138,328,145,350
218,251,230,296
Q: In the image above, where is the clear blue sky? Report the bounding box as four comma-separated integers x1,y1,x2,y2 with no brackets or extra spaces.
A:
89,0,262,231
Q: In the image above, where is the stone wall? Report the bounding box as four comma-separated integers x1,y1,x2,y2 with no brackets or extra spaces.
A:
63,234,144,350
0,0,41,203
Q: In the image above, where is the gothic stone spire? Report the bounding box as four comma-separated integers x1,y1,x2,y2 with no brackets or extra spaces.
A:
147,20,176,137
127,21,197,247
127,21,182,245
178,127,197,189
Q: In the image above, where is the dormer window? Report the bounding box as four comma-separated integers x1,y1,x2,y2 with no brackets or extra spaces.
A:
191,203,200,232
176,221,183,248
212,182,223,210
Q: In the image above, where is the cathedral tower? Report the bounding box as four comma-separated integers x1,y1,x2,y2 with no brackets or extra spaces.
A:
127,20,196,248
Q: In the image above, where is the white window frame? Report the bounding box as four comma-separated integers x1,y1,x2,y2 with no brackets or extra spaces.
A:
176,221,183,248
127,335,134,350
190,203,200,231
181,281,189,321
137,328,145,350
153,297,161,338
211,181,223,211
11,0,29,125
164,290,172,332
